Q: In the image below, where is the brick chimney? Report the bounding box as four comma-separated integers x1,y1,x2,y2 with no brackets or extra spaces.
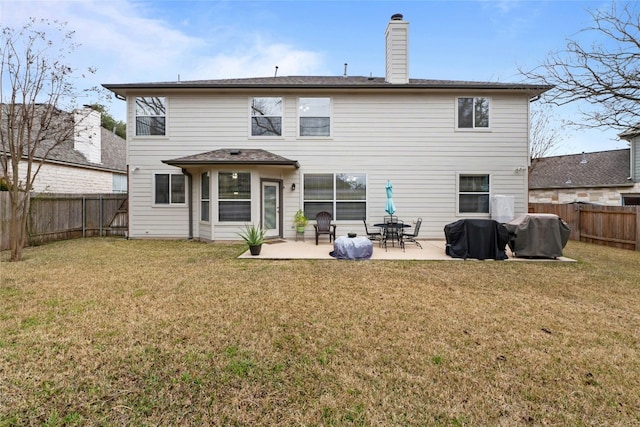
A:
385,13,409,84
73,107,102,164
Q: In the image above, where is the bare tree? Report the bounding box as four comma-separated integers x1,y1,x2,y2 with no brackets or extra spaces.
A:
1,18,97,261
530,103,565,160
528,103,565,178
520,2,639,131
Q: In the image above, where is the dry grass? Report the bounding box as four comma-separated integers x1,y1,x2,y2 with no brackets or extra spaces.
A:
1,238,639,426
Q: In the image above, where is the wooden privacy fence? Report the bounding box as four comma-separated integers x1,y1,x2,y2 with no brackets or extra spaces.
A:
529,203,640,251
0,193,128,250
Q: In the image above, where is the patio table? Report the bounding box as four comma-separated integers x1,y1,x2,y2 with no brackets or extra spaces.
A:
375,222,411,248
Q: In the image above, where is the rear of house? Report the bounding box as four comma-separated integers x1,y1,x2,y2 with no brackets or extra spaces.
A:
103,14,549,242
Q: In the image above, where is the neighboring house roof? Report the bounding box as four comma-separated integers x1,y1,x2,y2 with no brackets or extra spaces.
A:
98,128,127,172
2,105,127,174
104,76,551,97
163,148,300,169
529,149,633,189
39,127,126,173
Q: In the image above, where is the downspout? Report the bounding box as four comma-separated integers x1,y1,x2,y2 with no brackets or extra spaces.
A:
182,168,193,240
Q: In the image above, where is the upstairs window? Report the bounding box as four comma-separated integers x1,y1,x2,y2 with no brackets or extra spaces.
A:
136,97,166,136
457,97,489,129
299,97,331,136
251,97,282,136
458,174,490,213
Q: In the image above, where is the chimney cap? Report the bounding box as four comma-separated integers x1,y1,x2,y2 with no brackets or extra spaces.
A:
391,13,403,21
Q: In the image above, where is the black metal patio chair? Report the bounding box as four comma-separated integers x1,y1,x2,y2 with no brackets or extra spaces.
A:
363,217,383,247
401,217,423,249
383,218,404,251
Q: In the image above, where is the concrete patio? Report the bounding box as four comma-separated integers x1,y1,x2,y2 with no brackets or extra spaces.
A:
239,238,575,262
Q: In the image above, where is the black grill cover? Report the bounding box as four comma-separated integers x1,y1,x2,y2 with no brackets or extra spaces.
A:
504,214,570,258
444,219,510,260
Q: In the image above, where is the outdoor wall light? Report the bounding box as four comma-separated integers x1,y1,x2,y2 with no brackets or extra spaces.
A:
291,183,296,191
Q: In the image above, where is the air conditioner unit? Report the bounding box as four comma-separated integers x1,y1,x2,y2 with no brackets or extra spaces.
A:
490,195,515,223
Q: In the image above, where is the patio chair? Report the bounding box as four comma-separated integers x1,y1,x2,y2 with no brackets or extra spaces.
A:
383,215,398,225
383,219,404,251
401,217,423,249
363,217,383,247
314,211,336,245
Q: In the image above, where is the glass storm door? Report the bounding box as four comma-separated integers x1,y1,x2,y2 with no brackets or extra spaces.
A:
262,181,280,238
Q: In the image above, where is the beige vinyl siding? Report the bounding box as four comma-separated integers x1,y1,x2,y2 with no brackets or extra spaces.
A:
633,136,640,181
126,90,531,240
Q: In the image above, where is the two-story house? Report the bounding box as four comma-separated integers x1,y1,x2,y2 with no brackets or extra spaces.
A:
103,14,550,242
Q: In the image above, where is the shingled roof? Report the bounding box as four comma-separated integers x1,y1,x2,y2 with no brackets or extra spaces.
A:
529,149,633,189
163,148,299,169
36,127,126,173
103,76,551,97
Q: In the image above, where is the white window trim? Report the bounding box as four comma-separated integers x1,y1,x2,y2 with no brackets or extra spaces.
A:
456,172,491,217
152,171,186,207
454,96,492,132
133,96,169,138
297,96,333,139
248,96,284,138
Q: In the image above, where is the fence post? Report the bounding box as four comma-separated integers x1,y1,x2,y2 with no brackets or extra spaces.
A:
636,206,640,252
82,196,86,238
576,204,582,242
99,195,103,237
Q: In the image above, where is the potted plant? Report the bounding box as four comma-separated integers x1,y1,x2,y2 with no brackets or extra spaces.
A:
237,223,267,255
293,209,308,233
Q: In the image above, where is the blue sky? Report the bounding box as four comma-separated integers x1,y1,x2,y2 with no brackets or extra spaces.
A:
1,0,632,155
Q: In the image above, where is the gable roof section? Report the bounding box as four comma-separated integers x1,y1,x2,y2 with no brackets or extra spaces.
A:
163,149,300,169
529,149,632,189
103,76,551,97
37,127,126,173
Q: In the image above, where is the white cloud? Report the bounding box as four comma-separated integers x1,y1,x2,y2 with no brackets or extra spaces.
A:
188,38,325,80
1,0,325,119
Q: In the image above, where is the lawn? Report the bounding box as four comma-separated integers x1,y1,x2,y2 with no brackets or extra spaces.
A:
1,238,639,426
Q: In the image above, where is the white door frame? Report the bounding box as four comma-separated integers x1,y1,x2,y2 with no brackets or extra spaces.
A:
261,179,282,238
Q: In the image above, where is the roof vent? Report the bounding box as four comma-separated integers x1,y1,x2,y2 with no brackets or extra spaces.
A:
580,152,588,164
230,149,241,155
391,13,403,20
